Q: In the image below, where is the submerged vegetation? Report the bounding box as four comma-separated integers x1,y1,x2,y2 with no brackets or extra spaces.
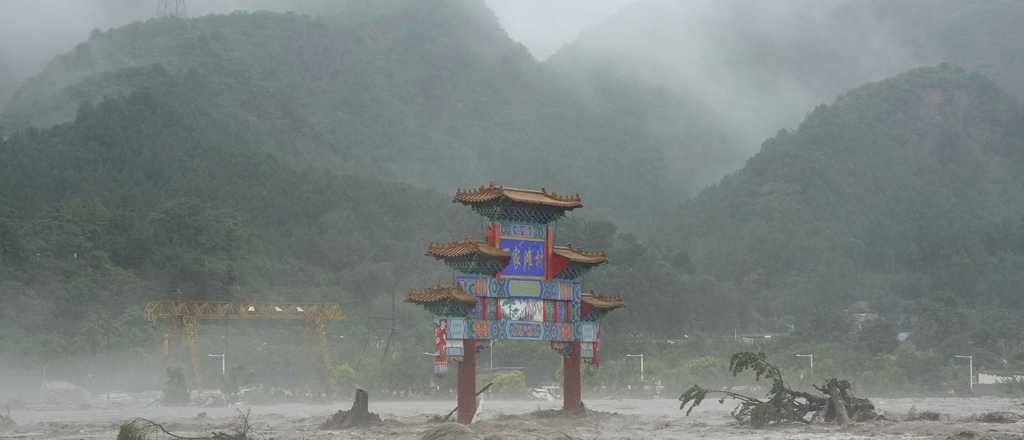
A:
679,352,876,427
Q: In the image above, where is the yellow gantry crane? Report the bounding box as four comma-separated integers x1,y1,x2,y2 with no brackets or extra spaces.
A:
144,300,344,389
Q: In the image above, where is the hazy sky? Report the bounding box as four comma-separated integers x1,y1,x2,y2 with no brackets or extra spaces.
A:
0,0,636,98
486,0,638,59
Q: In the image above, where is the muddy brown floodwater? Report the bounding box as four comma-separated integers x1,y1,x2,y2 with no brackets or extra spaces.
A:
4,394,1024,439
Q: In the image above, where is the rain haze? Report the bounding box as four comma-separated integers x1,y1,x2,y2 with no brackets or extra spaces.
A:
3,1,1024,439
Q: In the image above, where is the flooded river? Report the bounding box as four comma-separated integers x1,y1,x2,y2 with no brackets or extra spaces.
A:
4,395,1024,439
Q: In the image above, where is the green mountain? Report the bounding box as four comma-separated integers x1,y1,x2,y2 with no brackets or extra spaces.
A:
655,65,1024,356
7,0,1024,393
0,68,479,368
547,0,1024,189
2,1,676,222
0,1,676,390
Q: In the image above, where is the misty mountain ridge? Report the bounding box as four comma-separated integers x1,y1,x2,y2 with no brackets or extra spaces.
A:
658,65,1024,351
1,1,677,223
0,68,478,360
548,0,1024,189
5,0,1024,389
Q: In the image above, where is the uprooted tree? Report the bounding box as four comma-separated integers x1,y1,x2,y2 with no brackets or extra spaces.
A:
117,409,253,440
0,408,14,431
679,352,877,428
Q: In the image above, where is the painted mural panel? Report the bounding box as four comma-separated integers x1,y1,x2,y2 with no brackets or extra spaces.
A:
507,321,544,340
500,298,544,321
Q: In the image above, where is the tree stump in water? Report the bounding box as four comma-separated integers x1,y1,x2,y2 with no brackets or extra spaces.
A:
827,382,850,428
319,389,382,430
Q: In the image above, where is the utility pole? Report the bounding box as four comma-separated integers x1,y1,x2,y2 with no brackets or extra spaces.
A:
794,353,814,372
953,354,974,393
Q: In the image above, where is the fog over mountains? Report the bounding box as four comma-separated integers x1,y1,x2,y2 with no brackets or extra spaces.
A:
0,0,631,108
4,0,1024,397
548,0,1024,187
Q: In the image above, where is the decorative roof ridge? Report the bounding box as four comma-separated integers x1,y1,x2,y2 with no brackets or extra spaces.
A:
406,284,479,305
453,183,583,208
426,239,509,258
581,291,625,310
553,245,608,257
581,291,624,299
552,244,608,264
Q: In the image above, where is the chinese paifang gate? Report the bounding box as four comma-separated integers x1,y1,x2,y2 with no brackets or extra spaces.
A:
406,184,625,424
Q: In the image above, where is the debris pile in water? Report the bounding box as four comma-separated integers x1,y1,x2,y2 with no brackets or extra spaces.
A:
679,352,877,428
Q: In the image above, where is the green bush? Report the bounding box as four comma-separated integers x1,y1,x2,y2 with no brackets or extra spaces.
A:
329,363,357,391
491,371,528,396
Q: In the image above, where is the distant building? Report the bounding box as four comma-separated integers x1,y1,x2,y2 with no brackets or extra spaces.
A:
978,371,1024,385
739,333,783,345
975,371,1024,395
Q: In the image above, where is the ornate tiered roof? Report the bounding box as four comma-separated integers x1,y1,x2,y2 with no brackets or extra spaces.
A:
552,246,608,265
454,184,583,208
454,184,582,223
427,240,509,259
426,240,510,274
581,292,625,311
406,285,479,305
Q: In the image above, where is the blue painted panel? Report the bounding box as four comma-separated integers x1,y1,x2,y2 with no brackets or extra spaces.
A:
577,322,598,342
506,321,544,340
447,344,464,358
498,238,546,278
460,319,576,342
458,275,581,301
488,277,510,297
447,318,467,340
581,343,594,359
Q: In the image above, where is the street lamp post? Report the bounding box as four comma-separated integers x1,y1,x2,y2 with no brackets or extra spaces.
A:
794,353,814,372
625,354,645,383
953,354,974,393
208,353,226,377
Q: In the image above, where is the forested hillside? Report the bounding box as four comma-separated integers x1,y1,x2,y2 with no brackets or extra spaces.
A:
0,68,480,378
653,65,1024,364
1,0,675,222
547,0,1024,189
5,0,1024,396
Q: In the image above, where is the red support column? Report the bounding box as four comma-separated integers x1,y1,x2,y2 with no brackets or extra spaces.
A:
563,341,583,414
457,339,477,424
